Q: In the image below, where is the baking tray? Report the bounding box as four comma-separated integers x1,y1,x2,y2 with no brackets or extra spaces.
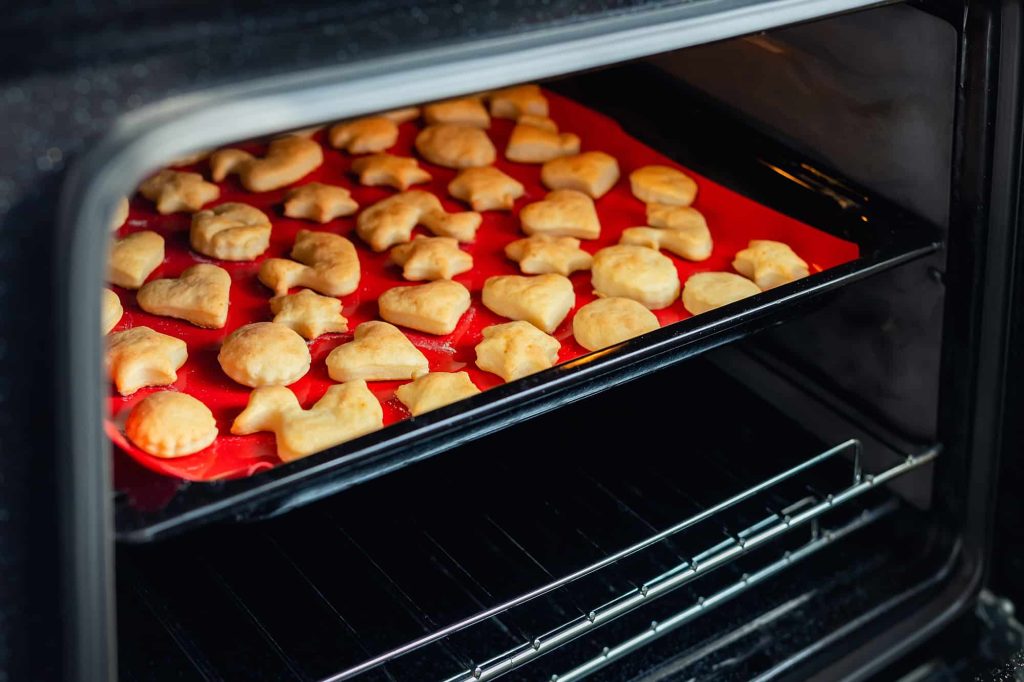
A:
115,71,941,542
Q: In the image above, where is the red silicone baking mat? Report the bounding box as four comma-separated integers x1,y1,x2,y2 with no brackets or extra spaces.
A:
106,89,860,482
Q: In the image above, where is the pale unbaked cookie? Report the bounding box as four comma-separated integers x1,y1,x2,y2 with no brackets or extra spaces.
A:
647,204,708,232
489,84,549,119
102,288,123,335
424,97,490,128
396,371,481,416
351,153,431,191
356,190,481,251
108,230,165,289
415,124,496,169
505,118,580,163
231,382,383,462
519,189,601,240
448,167,525,211
682,272,761,315
482,274,575,333
329,116,399,153
620,225,712,262
218,322,311,387
106,326,188,395
504,234,593,276
630,165,698,206
378,280,471,335
138,170,220,215
541,152,620,199
210,136,323,192
270,289,349,339
190,202,272,261
572,298,659,352
474,321,560,382
390,236,473,281
325,321,429,382
259,230,360,297
283,183,359,223
125,392,217,458
591,245,680,310
732,240,809,290
112,197,130,231
137,263,231,328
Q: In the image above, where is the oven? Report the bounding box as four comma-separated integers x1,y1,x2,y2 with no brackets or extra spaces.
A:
3,0,1023,680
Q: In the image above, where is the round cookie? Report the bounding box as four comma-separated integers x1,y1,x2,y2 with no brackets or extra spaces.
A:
572,298,660,351
591,245,680,310
125,392,218,458
682,272,762,315
218,322,311,387
415,124,496,169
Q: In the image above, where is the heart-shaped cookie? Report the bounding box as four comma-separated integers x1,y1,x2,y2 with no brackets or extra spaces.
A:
326,321,429,382
519,189,601,240
137,263,231,328
378,280,471,335
541,151,621,199
482,274,575,333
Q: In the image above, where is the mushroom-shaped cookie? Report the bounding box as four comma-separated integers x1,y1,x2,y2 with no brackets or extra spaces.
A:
218,322,311,387
591,245,679,310
474,321,560,383
108,230,164,289
540,152,620,199
396,371,481,417
106,326,188,395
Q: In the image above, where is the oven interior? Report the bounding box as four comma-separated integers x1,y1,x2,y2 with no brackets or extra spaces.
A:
109,3,998,680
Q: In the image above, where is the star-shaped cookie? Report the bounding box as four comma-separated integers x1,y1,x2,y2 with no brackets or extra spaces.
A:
448,167,525,211
138,170,220,215
390,236,473,281
106,326,188,396
283,183,359,223
270,289,349,339
350,154,432,191
504,234,593,276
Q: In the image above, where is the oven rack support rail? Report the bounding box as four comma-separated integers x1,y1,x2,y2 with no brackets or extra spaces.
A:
321,439,938,681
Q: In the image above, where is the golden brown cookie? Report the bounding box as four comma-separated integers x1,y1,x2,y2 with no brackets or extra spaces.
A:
381,107,421,124
138,170,219,215
270,289,349,340
482,274,575,333
210,136,323,192
106,326,188,395
423,97,490,128
541,152,620,199
102,288,123,335
390,236,473,281
447,166,525,211
396,371,481,416
328,116,399,153
504,234,593,276
474,321,560,382
125,392,217,458
190,202,272,261
350,153,431,191
591,245,679,310
111,197,130,231
108,230,165,289
489,84,549,119
231,382,383,462
519,189,601,240
732,240,809,290
325,321,429,382
572,298,659,352
415,124,496,169
258,229,361,297
682,272,762,315
356,190,481,251
137,263,231,328
630,165,698,206
505,117,580,163
283,183,359,223
619,225,712,262
378,280,471,335
647,204,708,233
218,322,311,387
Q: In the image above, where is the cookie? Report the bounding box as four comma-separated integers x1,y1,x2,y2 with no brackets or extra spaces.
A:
106,326,188,395
350,153,431,191
424,97,490,128
541,151,620,199
382,107,421,124
504,234,593,276
396,371,480,417
619,225,712,261
682,272,762,315
325,321,429,382
270,289,349,340
415,124,496,169
519,189,601,240
111,197,129,231
572,297,659,352
283,183,359,223
489,84,548,119
378,280,471,335
259,229,360,297
328,116,399,154
125,392,217,458
108,230,164,289
210,136,323,192
591,245,679,310
218,322,311,387
138,170,219,215
474,321,560,382
505,117,580,163
390,236,473,281
190,202,272,261
356,190,481,251
732,239,809,290
231,382,383,462
482,274,575,333
647,204,708,233
448,166,525,211
630,165,698,206
102,288,123,335
137,263,231,328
